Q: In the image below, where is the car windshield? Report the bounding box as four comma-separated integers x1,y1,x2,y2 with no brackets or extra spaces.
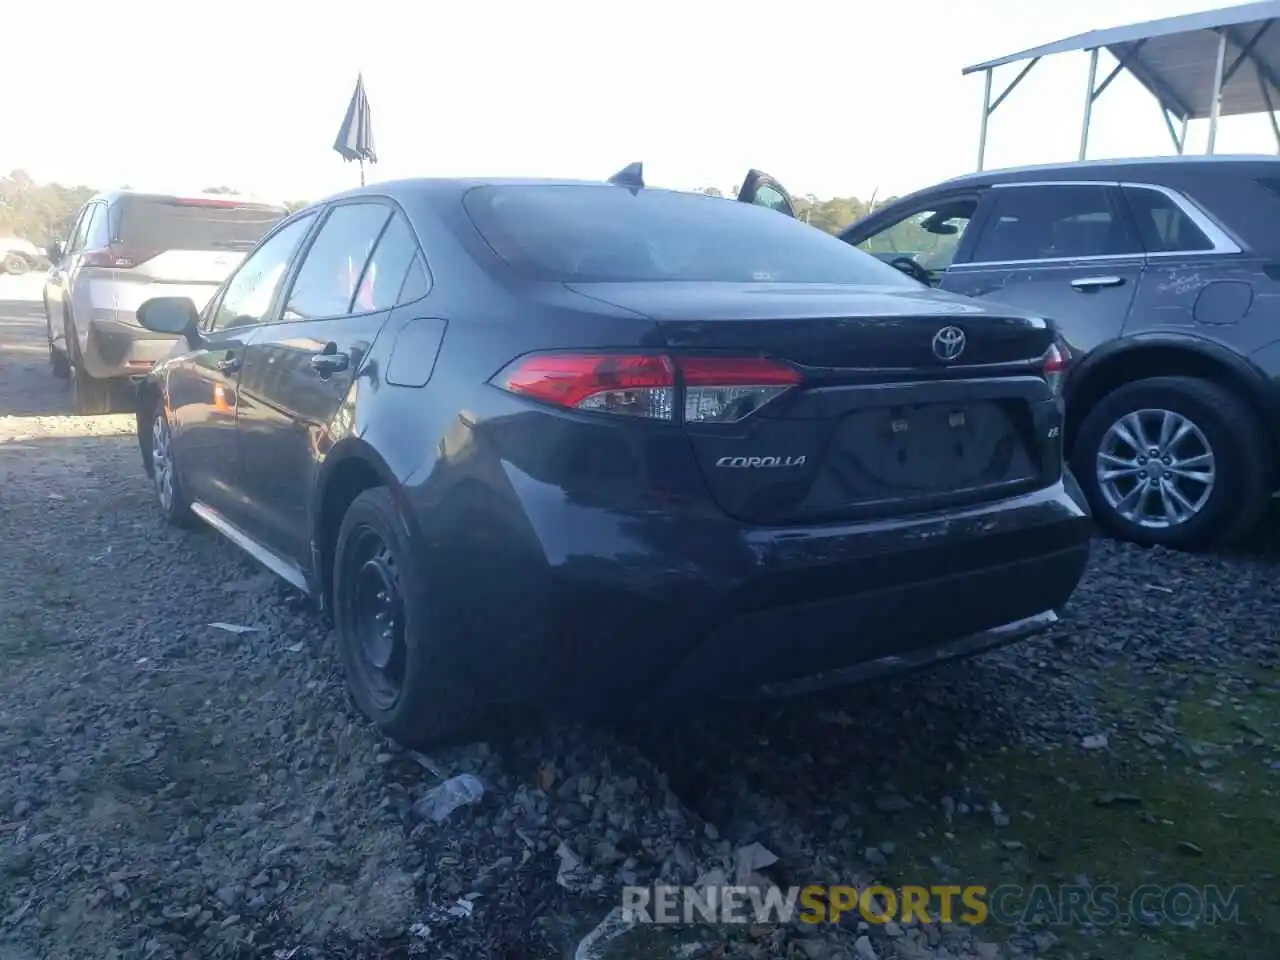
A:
461,184,919,286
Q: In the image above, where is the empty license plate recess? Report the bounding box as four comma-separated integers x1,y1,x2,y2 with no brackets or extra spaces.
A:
836,401,1024,492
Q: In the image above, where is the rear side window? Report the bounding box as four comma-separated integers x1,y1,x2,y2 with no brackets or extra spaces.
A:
398,256,431,305
85,203,111,249
461,184,918,286
969,184,1143,263
112,196,286,253
1121,186,1213,253
351,212,421,313
283,203,391,321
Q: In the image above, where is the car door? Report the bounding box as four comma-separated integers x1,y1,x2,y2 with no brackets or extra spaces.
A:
840,191,984,286
941,182,1145,360
66,202,113,360
736,169,798,218
165,211,319,522
45,204,89,351
234,200,420,567
46,204,95,345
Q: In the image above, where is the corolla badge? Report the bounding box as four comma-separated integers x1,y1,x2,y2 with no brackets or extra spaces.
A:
715,455,807,469
932,325,966,361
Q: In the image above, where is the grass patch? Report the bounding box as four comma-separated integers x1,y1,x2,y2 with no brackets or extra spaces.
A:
859,663,1280,960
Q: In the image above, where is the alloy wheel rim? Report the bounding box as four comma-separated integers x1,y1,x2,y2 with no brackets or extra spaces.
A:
346,528,407,710
151,413,175,511
1095,407,1215,529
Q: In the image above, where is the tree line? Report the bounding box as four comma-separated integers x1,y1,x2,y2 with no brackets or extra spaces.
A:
2,169,900,247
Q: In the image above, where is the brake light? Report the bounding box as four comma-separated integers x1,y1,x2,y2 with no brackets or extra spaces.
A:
81,243,158,269
168,197,260,209
493,352,802,423
1043,342,1067,396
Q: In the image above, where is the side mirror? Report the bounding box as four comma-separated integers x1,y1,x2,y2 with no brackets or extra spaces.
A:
137,296,201,346
46,239,64,261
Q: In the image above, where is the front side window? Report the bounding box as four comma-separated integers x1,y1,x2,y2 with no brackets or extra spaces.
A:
855,198,978,272
283,203,391,321
208,213,316,332
1122,186,1214,253
461,184,918,286
969,184,1142,264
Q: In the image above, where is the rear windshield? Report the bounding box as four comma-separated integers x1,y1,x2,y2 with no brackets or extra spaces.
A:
112,196,287,252
461,184,918,286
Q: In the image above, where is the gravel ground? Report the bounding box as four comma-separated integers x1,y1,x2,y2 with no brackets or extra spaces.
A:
1,289,1277,960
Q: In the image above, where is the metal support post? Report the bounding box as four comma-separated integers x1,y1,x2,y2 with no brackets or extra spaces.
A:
1207,30,1228,154
1080,48,1099,160
977,69,993,171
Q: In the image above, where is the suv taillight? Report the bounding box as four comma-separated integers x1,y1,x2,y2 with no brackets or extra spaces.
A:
1043,342,1067,397
492,352,802,424
81,243,158,269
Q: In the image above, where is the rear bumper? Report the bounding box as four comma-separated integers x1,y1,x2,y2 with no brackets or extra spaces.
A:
424,473,1093,710
80,316,180,379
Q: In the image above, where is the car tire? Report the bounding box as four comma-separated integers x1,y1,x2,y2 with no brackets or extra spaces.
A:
46,311,70,379
147,400,195,527
333,487,480,747
70,360,116,414
1071,376,1272,550
64,317,116,414
2,253,27,275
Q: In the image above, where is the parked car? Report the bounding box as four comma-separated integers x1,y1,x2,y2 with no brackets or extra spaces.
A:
834,156,1280,550
43,190,289,413
0,236,44,275
130,172,1091,746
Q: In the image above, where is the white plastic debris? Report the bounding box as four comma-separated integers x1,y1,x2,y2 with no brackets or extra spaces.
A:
574,906,635,960
734,841,778,883
207,622,262,635
555,842,589,890
1081,733,1109,750
411,773,484,822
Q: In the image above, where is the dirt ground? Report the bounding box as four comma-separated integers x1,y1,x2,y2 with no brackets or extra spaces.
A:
1,283,1277,960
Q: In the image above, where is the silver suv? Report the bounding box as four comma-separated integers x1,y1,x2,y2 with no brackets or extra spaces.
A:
43,190,288,413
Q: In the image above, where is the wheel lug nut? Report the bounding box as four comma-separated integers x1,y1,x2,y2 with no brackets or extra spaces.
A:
1137,456,1147,465
1161,456,1171,465
1163,472,1171,480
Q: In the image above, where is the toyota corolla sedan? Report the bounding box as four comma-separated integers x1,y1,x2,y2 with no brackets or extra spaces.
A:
131,168,1092,746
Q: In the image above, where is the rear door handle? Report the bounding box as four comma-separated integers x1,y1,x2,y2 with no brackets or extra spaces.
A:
310,351,350,375
215,355,241,374
1070,275,1125,290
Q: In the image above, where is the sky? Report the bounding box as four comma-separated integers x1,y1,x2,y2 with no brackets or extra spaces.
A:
4,0,1280,203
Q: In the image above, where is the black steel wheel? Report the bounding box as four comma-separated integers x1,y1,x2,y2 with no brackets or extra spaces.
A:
333,487,479,746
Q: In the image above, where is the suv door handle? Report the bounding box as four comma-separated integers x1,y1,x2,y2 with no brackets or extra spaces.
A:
1070,275,1125,290
310,351,350,375
215,355,241,374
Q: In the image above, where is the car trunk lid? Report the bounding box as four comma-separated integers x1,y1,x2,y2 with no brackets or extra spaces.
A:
567,280,1065,524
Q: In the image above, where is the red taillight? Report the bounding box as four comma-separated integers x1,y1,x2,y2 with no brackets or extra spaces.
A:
168,197,261,209
81,244,158,269
493,352,801,423
1043,342,1067,396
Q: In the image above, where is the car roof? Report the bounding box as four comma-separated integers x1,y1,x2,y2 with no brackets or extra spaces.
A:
307,177,701,209
937,154,1280,189
89,188,289,210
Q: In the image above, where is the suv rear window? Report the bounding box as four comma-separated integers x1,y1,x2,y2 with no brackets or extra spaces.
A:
461,184,917,286
111,196,287,252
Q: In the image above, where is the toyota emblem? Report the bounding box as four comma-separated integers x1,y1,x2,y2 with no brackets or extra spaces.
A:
932,325,966,361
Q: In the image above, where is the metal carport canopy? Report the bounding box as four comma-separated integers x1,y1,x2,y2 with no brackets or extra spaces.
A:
962,1,1280,169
